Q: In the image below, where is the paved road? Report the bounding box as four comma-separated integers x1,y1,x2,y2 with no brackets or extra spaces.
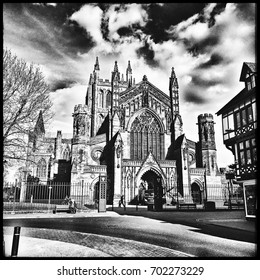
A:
3,209,256,258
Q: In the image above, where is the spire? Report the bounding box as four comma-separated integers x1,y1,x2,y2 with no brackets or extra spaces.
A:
169,67,178,90
114,61,119,72
169,66,180,117
34,110,45,135
126,60,133,87
94,57,100,71
112,61,120,82
170,67,176,78
127,60,132,73
88,73,93,84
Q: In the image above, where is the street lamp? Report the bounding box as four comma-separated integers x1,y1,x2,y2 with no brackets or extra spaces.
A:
204,169,208,203
48,185,52,213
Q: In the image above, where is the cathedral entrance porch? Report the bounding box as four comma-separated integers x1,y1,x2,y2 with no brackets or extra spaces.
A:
139,170,163,211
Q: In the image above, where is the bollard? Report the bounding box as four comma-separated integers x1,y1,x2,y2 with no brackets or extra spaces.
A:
11,226,21,257
3,240,5,257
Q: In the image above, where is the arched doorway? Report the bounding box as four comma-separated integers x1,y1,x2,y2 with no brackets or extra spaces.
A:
141,170,163,211
191,183,202,204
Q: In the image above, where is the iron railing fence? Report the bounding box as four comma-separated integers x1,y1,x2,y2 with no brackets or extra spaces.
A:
163,183,244,209
3,181,97,212
3,182,244,212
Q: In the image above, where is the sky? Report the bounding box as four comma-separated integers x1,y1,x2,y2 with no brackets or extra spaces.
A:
3,3,256,168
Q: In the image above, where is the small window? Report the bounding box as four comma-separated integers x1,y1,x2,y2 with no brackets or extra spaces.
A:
252,148,257,162
251,75,256,88
240,151,245,165
247,106,253,123
241,109,247,126
246,150,252,164
235,112,241,128
223,116,228,132
247,80,252,90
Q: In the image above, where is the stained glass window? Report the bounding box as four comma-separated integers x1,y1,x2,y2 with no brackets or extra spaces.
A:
130,111,164,160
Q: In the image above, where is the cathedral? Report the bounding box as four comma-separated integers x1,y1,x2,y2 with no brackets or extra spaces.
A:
26,58,222,208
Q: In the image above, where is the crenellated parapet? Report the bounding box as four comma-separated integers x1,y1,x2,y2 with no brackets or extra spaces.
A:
73,104,89,115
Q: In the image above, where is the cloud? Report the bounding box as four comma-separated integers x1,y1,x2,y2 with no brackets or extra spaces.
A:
70,5,104,44
49,84,86,131
106,4,148,41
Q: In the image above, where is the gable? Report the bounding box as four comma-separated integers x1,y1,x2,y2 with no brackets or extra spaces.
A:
239,62,256,82
135,151,167,181
119,80,170,108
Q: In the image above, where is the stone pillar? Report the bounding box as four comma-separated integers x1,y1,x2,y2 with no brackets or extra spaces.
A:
19,169,28,202
113,138,123,206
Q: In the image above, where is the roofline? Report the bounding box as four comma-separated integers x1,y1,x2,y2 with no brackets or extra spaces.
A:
216,87,255,116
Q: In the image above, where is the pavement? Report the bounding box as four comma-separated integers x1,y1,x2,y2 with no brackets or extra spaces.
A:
2,208,256,258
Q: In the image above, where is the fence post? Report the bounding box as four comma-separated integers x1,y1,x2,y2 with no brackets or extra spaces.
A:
11,226,21,257
11,179,17,214
81,180,84,212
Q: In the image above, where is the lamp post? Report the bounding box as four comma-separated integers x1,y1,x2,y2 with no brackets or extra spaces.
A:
48,185,52,213
204,169,208,203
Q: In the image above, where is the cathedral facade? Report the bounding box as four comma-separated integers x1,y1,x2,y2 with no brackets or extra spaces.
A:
27,58,222,208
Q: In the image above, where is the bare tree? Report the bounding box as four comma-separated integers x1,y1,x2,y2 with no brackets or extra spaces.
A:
3,48,53,166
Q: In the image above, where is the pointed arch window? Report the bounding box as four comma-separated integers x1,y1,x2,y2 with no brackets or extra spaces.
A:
36,158,47,178
63,148,70,161
130,111,164,160
106,90,112,107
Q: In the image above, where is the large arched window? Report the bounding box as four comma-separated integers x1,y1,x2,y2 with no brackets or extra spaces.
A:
36,158,47,178
130,111,164,160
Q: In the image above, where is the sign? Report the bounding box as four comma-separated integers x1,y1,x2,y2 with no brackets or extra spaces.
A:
243,181,256,218
98,175,107,213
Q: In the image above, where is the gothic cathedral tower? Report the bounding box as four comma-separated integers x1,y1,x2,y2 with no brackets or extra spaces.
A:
197,113,218,176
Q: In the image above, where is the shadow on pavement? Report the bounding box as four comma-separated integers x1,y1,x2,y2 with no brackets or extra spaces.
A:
109,207,257,244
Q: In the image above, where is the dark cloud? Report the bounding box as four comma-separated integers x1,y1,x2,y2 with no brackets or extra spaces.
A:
190,74,222,89
50,80,77,91
136,41,159,68
101,17,110,41
64,20,96,55
142,3,206,43
207,3,227,27
236,3,256,23
5,3,95,58
184,88,207,104
117,27,134,37
185,32,221,57
197,53,226,69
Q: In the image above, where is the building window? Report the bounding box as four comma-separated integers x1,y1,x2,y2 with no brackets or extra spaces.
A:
237,138,256,167
106,91,112,107
246,74,256,91
223,113,235,140
234,104,254,129
130,111,164,160
36,158,47,178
